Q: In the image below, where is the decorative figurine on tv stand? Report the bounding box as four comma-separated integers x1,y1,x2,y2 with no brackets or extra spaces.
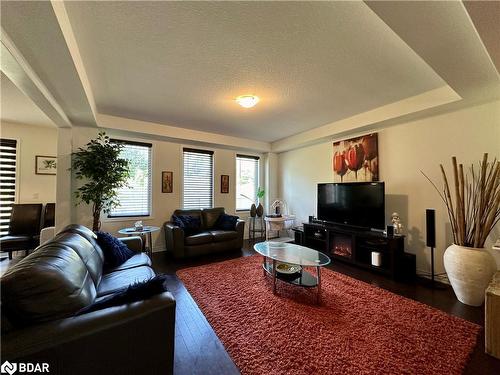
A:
391,212,403,236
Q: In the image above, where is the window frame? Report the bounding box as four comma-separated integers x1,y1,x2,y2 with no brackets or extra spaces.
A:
182,147,214,210
106,139,153,219
0,138,19,236
235,154,260,212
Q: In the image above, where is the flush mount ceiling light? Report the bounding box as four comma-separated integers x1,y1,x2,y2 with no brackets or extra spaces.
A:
235,95,260,108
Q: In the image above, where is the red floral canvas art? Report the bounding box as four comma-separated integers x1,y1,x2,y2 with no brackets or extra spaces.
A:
333,133,378,182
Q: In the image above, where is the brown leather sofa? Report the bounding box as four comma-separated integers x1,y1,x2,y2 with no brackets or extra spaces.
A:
1,224,175,375
164,207,245,259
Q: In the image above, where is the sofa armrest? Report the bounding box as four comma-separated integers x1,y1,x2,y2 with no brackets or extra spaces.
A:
235,219,245,245
2,292,176,375
118,236,143,252
164,222,185,258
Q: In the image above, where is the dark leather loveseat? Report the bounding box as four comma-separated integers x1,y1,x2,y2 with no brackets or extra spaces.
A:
164,207,245,259
1,224,176,375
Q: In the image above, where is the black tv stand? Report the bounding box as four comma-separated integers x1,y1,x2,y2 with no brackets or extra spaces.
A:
303,222,413,280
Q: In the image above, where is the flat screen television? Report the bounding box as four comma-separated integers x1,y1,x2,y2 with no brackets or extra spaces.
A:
317,182,385,230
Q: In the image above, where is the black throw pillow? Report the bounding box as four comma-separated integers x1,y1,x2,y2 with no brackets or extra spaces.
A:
96,231,135,270
75,275,168,315
215,214,239,231
171,215,201,236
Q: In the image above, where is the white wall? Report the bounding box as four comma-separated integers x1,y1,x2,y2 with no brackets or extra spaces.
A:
0,121,58,204
278,100,500,274
61,127,264,252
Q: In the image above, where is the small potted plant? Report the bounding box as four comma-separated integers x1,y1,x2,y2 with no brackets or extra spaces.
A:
423,153,499,306
72,132,130,231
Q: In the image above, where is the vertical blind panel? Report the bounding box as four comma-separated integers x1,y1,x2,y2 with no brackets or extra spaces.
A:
0,139,17,236
109,143,152,217
236,155,259,211
183,149,213,209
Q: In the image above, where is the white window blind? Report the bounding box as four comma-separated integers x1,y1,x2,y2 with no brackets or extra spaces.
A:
108,140,152,217
236,154,259,211
0,138,17,236
183,148,214,209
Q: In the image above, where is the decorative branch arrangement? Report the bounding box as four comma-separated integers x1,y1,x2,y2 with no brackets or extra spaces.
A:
422,153,500,248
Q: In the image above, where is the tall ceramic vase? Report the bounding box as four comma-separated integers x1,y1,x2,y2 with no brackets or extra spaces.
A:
256,203,264,217
443,244,497,306
250,204,257,218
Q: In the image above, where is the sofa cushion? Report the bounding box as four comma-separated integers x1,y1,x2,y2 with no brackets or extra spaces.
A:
96,231,135,270
185,231,213,246
59,224,105,262
51,232,104,287
77,275,168,315
97,266,155,297
215,214,239,231
104,252,151,273
202,207,225,229
1,245,97,326
172,215,201,236
173,209,202,225
209,230,238,242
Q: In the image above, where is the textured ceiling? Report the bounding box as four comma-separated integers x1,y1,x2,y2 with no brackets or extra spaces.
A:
1,0,96,127
63,1,446,142
0,73,54,127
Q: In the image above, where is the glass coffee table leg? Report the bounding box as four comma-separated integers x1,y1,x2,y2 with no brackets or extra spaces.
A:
317,266,322,304
272,259,277,294
262,256,267,277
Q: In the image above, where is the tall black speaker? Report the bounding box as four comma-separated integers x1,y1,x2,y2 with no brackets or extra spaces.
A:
426,209,436,248
425,209,439,287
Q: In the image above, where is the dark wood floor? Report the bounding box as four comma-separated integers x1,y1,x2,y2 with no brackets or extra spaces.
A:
2,242,499,374
151,240,500,375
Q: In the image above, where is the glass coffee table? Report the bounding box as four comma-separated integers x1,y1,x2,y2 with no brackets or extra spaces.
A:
254,241,331,303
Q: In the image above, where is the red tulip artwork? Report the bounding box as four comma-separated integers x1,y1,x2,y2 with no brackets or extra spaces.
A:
332,133,379,182
333,151,347,182
346,144,365,179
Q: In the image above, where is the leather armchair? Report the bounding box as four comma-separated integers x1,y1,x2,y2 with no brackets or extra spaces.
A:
0,203,42,259
165,207,245,259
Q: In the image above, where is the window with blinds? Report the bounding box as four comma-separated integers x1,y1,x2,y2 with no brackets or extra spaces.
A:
0,139,17,236
108,140,152,217
236,154,260,211
183,148,214,209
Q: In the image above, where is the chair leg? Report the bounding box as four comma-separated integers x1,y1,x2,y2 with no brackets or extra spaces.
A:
9,251,13,260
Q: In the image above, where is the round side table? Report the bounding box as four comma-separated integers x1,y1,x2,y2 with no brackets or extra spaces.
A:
118,226,160,260
248,216,266,242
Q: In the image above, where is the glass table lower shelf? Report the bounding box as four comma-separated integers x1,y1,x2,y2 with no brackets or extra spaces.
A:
254,241,331,304
262,260,318,287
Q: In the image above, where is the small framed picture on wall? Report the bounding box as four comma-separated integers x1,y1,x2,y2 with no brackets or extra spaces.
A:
35,155,57,175
221,175,229,194
162,171,173,193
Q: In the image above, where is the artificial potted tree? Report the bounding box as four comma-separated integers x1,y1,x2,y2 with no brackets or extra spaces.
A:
72,132,130,231
424,153,499,306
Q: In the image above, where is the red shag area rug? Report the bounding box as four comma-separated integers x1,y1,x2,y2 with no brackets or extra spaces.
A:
177,255,480,375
